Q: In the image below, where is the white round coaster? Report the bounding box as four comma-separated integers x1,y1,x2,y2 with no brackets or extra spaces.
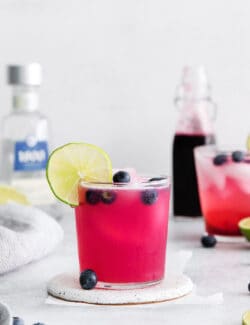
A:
47,273,193,305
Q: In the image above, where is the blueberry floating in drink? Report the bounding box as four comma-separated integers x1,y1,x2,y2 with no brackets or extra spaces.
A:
141,189,158,205
79,269,97,290
101,190,117,204
85,190,101,205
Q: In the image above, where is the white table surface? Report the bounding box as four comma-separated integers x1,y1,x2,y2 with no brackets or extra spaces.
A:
0,209,249,325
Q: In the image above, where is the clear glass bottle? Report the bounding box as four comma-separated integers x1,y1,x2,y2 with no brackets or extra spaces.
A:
173,66,216,217
0,63,58,215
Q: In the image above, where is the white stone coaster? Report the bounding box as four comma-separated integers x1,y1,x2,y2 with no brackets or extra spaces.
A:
47,272,193,305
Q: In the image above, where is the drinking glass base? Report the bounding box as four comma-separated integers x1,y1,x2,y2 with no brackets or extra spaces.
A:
96,280,162,290
47,272,193,304
213,234,245,243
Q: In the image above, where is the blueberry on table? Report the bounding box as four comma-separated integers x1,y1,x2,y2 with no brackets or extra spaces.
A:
101,190,117,204
248,282,250,293
201,235,217,248
141,189,158,205
79,269,97,290
85,190,101,205
13,317,24,325
113,171,131,183
232,150,245,162
213,154,228,166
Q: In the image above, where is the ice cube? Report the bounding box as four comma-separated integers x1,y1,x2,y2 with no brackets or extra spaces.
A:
195,155,226,190
224,163,250,193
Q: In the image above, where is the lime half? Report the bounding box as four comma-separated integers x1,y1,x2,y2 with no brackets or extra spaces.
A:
242,311,250,325
46,143,113,206
0,185,29,205
247,135,250,151
238,218,250,241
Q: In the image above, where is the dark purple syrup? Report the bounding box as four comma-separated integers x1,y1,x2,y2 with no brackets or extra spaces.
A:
173,133,215,217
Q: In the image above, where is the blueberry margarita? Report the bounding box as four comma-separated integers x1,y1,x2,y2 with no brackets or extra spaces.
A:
46,143,170,290
195,146,250,237
75,170,170,289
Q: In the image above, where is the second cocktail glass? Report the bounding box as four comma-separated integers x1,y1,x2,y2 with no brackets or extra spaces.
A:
194,145,250,238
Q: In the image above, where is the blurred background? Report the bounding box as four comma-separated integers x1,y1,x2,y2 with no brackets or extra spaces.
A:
0,0,249,174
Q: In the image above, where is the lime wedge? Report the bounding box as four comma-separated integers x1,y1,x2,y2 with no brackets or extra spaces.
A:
247,135,250,152
0,185,29,205
242,311,250,325
238,218,250,241
46,143,113,206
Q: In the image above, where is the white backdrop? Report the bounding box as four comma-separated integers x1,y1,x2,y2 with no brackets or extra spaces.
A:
0,0,249,175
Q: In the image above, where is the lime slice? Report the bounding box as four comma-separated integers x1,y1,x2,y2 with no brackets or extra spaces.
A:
242,311,250,325
247,135,250,151
0,185,29,205
46,142,113,206
238,217,250,241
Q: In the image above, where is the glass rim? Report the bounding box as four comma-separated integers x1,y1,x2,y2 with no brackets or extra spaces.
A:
194,144,249,157
79,174,170,190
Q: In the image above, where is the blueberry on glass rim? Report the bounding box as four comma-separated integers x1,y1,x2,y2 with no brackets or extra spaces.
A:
201,235,217,248
141,189,158,205
232,150,245,162
149,177,166,182
113,171,131,183
213,154,228,166
101,190,117,204
79,269,97,290
85,190,101,205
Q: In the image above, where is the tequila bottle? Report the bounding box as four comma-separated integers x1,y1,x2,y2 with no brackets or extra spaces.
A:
0,63,57,213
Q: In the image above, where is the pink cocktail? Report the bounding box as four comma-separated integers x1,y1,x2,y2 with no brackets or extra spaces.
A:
194,146,250,237
75,176,170,289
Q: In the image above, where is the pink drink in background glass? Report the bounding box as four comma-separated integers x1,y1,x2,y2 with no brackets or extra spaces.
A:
195,146,250,236
75,176,170,288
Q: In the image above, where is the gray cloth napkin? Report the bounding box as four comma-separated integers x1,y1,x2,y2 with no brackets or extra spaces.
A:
0,203,63,274
0,302,11,325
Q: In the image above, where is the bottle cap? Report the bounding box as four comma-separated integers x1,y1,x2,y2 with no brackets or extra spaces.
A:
7,63,42,86
176,65,211,100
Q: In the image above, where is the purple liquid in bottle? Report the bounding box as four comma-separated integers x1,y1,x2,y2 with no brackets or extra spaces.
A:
173,67,216,217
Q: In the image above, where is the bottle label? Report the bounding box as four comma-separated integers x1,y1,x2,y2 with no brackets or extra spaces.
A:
14,138,49,171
